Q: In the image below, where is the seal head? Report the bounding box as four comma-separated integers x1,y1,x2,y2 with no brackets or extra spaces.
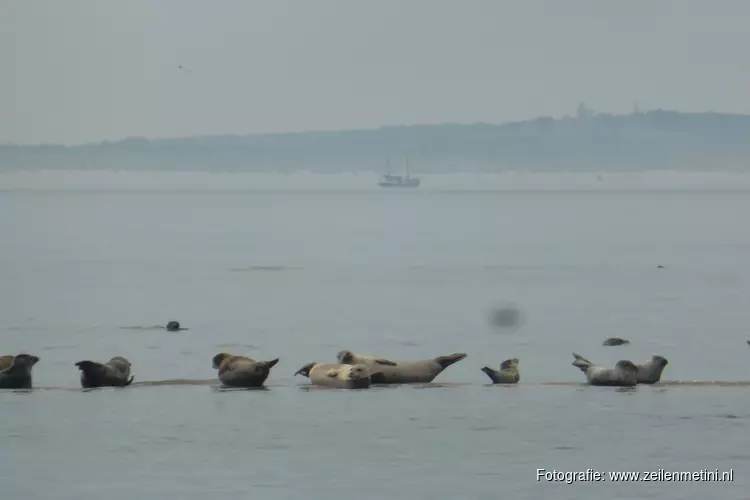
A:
636,355,668,384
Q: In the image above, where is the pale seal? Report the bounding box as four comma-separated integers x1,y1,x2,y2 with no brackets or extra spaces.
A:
480,358,520,384
211,353,279,388
74,356,134,388
572,352,668,384
571,353,638,386
602,337,630,346
0,354,40,389
336,350,467,384
294,362,374,389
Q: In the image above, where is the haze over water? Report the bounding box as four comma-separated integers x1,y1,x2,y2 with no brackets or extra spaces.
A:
1,171,749,499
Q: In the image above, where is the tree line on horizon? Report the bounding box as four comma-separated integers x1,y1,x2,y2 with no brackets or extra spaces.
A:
2,109,750,173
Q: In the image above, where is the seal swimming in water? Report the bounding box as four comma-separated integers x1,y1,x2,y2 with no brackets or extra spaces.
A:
294,362,375,389
211,353,279,388
336,350,468,384
165,321,187,331
572,353,668,384
571,353,638,387
602,337,630,346
74,356,134,388
480,358,520,384
0,354,40,389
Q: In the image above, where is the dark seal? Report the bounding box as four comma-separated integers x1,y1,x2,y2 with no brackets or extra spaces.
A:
602,337,630,346
75,356,134,388
0,354,40,389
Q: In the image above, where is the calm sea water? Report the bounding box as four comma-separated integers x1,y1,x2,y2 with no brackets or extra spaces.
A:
2,172,750,499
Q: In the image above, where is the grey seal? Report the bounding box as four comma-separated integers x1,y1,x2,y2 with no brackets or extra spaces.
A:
294,362,374,389
571,353,638,386
480,358,520,384
211,353,279,388
602,337,630,346
336,350,467,384
74,356,134,388
572,352,668,384
0,354,40,389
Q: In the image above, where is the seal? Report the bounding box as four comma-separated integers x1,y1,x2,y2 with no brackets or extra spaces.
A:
336,350,467,384
211,352,279,388
165,321,187,331
294,362,374,389
0,354,40,389
480,358,520,384
602,337,630,346
74,356,134,388
572,352,668,384
571,353,638,386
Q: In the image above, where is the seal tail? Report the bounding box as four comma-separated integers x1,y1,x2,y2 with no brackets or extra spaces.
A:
262,358,280,369
480,366,499,383
435,353,468,369
294,362,316,378
571,352,594,372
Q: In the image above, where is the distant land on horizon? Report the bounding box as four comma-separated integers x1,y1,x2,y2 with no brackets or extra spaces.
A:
3,108,750,173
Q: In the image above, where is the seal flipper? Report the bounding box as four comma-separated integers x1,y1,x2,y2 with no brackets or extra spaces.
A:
124,376,134,386
326,368,340,378
369,371,387,384
294,362,316,378
434,353,467,369
373,358,397,366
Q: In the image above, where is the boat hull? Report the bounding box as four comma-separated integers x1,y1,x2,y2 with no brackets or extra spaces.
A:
378,181,420,188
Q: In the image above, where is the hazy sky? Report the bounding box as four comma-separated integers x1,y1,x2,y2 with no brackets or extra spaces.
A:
2,0,750,145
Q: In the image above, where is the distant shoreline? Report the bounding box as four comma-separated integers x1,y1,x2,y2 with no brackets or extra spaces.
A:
3,110,750,174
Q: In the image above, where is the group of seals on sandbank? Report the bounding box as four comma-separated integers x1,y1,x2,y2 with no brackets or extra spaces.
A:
0,343,670,390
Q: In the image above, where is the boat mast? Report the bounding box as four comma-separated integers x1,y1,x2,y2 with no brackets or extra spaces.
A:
405,155,410,179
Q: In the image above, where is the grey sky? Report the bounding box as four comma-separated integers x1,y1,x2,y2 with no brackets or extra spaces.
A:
2,0,749,145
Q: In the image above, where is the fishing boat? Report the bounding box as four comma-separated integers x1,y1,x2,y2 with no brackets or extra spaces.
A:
378,157,420,188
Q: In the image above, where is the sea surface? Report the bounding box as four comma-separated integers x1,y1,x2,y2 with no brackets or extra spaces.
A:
2,171,750,499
